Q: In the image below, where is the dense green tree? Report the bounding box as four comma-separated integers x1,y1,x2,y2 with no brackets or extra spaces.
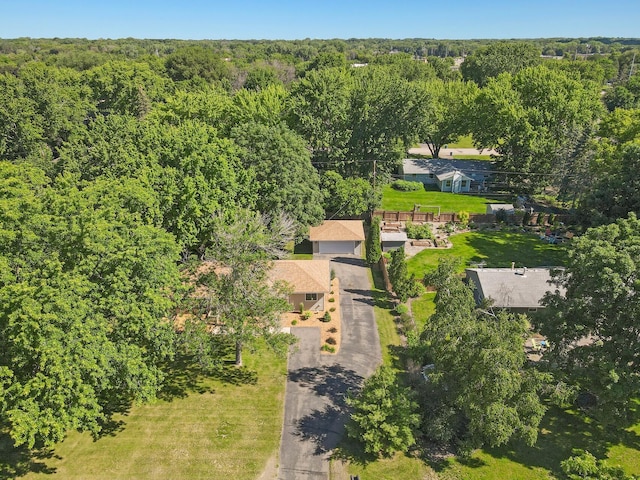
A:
287,67,352,166
0,163,181,447
561,450,636,480
461,42,541,87
320,170,379,217
540,214,640,422
470,66,602,192
228,83,288,128
388,246,423,302
416,79,479,158
84,61,169,117
420,267,547,455
243,65,282,91
165,46,230,84
366,216,382,264
231,122,324,234
346,366,420,457
196,210,296,366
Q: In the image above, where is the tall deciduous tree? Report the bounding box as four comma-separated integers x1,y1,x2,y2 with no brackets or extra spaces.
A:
420,262,547,455
0,163,182,447
388,246,423,302
416,79,479,159
540,213,640,422
461,42,541,87
346,366,420,457
231,122,324,235
197,210,296,366
470,66,602,192
320,170,379,217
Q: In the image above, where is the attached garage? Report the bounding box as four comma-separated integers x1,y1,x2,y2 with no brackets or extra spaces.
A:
309,220,366,256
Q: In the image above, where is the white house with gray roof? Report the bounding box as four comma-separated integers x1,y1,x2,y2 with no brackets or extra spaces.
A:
401,158,493,193
465,267,565,313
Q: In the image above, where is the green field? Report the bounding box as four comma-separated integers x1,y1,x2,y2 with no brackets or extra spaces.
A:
448,134,475,149
2,342,287,480
381,185,504,214
407,230,567,278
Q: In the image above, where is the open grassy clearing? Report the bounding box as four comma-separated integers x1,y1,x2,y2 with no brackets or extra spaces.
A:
4,341,287,480
407,230,568,278
448,134,475,149
381,185,503,214
410,292,436,332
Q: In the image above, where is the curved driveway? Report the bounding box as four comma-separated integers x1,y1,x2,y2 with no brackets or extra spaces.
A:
278,256,381,480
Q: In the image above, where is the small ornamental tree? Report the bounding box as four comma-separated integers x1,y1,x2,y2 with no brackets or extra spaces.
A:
388,246,424,302
346,366,420,457
366,216,382,264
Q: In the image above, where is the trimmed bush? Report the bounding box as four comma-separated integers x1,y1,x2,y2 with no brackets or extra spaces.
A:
330,307,336,312
321,344,336,353
326,337,337,345
291,319,298,326
395,303,409,315
405,221,433,240
328,297,335,302
321,311,332,322
391,179,424,192
328,327,338,333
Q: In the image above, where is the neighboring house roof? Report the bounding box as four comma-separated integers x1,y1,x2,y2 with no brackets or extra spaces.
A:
486,203,515,214
402,158,493,177
269,260,331,294
465,267,565,309
381,231,408,242
435,170,474,182
309,220,365,241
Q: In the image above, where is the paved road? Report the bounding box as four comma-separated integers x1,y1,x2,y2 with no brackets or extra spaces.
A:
408,143,497,157
278,256,381,480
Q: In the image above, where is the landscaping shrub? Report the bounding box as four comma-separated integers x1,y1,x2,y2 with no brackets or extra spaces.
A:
301,311,311,320
291,319,298,326
330,307,336,312
326,336,337,345
330,268,336,280
328,327,338,333
457,210,470,229
391,179,424,192
405,221,433,240
321,344,335,353
395,303,409,315
321,311,332,322
298,302,304,313
328,297,335,302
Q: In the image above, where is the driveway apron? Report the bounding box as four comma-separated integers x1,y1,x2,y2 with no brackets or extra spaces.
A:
278,256,382,480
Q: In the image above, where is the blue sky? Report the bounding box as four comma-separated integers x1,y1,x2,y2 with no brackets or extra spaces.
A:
0,0,638,40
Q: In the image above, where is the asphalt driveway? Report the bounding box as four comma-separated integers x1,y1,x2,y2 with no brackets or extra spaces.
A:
278,256,381,480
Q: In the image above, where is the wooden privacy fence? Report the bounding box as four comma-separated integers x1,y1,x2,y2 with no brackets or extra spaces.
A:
373,210,573,225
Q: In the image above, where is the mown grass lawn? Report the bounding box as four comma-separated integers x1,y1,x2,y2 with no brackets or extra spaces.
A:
7,341,287,480
407,230,568,278
448,134,475,149
381,185,503,214
438,405,640,480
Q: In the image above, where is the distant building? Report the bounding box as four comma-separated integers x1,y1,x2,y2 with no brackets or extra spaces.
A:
401,158,493,193
486,204,515,215
380,231,408,252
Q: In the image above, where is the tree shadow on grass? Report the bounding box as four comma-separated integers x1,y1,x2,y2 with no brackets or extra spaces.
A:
0,433,58,479
461,404,640,478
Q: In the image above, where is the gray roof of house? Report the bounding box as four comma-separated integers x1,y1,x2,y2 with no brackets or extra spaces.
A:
381,231,408,242
402,158,494,177
465,267,565,309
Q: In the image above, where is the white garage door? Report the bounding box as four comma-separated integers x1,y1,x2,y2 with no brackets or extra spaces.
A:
318,241,355,254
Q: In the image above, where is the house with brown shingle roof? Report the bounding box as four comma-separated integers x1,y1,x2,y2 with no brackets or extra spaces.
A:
308,220,365,255
269,260,331,311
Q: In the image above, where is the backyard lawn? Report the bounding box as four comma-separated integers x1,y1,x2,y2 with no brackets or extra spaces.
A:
407,230,568,278
3,341,287,480
381,185,503,214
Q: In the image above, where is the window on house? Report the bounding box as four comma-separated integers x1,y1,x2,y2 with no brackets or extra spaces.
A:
528,308,538,312
305,293,317,301
445,180,451,187
461,180,467,187
428,173,434,178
